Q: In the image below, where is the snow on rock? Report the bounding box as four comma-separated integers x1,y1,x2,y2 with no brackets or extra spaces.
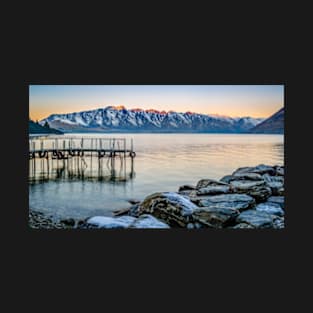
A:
86,214,170,229
129,214,170,229
74,115,88,126
137,192,199,227
87,216,136,228
58,118,77,125
161,192,199,216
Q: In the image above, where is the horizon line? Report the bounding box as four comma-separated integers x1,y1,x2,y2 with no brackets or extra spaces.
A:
30,104,283,121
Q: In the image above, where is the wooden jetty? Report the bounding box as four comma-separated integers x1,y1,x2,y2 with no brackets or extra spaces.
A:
29,137,136,160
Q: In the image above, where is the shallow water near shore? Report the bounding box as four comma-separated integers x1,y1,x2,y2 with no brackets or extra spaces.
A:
29,133,284,220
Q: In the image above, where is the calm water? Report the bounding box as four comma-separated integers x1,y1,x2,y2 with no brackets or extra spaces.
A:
29,133,284,220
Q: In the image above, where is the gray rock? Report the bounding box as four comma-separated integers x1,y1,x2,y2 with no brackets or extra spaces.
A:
230,180,266,190
196,185,230,195
232,166,254,175
233,172,264,181
129,214,170,229
266,181,284,196
267,196,284,209
178,185,197,192
236,210,274,228
232,164,276,176
220,175,234,184
248,186,272,202
193,206,240,228
196,178,229,189
138,192,199,227
262,173,284,183
230,180,272,202
178,189,196,197
251,164,276,175
194,193,255,212
255,202,284,217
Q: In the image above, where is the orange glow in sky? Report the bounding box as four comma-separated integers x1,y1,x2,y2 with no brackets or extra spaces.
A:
29,85,284,121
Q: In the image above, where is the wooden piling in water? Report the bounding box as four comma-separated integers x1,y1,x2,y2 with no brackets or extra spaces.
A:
29,137,136,160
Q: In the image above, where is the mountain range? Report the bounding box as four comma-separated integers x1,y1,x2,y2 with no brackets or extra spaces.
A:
39,106,268,133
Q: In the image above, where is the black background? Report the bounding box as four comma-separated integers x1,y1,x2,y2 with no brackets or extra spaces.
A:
2,3,311,311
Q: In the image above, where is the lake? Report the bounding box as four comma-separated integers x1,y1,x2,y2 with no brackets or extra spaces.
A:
29,133,284,220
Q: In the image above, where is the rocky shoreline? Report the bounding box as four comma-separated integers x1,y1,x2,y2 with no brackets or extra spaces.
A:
29,164,285,229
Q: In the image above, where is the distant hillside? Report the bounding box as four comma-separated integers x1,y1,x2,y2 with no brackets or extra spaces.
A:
29,120,63,134
249,108,284,134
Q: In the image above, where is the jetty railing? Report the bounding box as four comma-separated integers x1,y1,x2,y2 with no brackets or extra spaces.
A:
29,136,136,182
29,137,136,159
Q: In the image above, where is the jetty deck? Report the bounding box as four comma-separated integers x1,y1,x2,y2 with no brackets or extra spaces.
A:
29,137,136,159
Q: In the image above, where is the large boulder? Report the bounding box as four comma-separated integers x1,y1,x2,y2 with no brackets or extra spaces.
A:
138,192,199,227
255,202,284,217
193,193,255,211
236,210,274,228
192,207,240,228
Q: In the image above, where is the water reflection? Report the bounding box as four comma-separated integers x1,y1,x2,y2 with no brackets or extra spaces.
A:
29,154,135,184
29,134,284,219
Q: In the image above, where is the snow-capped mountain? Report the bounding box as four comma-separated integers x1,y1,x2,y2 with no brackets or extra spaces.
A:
40,106,265,133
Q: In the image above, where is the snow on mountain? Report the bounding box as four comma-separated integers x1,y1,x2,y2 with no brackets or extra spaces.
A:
40,106,265,133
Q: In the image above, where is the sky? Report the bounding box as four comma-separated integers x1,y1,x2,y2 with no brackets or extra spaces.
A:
29,85,284,121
